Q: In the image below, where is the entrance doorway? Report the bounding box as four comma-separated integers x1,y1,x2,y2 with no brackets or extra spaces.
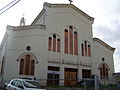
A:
47,66,60,86
64,68,77,86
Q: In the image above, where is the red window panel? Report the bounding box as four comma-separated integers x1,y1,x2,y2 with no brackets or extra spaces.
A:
106,68,108,78
88,45,91,56
81,44,84,56
53,34,56,52
84,41,87,56
102,64,105,78
25,55,30,75
100,68,102,78
30,60,35,75
57,38,60,52
48,37,52,51
74,31,78,55
64,29,68,54
19,59,24,75
100,64,109,79
69,26,73,54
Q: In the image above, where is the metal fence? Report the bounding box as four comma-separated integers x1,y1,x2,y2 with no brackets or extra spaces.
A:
35,78,117,90
0,77,118,90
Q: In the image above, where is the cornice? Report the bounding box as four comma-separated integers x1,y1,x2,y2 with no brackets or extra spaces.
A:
44,2,94,21
93,38,115,51
12,24,46,31
31,2,94,25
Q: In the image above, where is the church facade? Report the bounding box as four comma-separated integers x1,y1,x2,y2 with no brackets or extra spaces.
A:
0,2,115,86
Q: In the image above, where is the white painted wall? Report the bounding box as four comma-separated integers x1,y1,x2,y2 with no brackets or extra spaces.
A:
0,3,115,85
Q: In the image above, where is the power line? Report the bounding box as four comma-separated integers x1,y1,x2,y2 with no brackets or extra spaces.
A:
0,0,18,11
0,0,20,15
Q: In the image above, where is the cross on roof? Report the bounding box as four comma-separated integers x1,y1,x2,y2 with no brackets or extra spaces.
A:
68,0,73,4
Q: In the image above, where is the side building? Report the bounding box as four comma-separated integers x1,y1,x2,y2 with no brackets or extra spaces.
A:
0,2,115,86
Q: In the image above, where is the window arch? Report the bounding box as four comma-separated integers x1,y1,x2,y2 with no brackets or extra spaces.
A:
53,34,56,52
64,29,68,54
81,41,91,57
48,34,60,53
19,53,36,76
98,63,109,79
64,26,78,55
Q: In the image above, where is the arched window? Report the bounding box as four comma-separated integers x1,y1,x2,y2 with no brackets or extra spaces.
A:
48,37,52,51
69,26,73,54
99,63,109,79
81,44,84,56
64,26,78,55
19,59,24,75
48,34,60,53
53,34,56,52
81,41,91,57
64,29,68,54
19,54,36,76
88,45,91,56
30,60,35,75
74,31,78,55
84,41,87,56
57,38,60,52
25,55,30,75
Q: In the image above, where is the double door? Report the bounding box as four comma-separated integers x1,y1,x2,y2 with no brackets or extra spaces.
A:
64,68,77,86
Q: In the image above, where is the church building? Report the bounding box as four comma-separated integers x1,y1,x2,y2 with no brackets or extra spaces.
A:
0,2,115,86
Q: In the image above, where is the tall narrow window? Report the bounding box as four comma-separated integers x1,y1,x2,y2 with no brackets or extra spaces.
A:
99,63,109,79
57,38,60,52
81,44,84,56
84,41,87,56
64,26,78,55
25,55,30,75
48,34,60,53
64,29,68,54
74,31,78,55
69,26,73,54
81,41,91,57
48,37,52,51
19,59,24,74
30,60,35,75
88,45,91,56
19,54,36,76
53,34,56,52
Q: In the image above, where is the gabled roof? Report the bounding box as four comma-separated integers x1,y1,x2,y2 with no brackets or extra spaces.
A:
31,2,94,25
93,38,115,51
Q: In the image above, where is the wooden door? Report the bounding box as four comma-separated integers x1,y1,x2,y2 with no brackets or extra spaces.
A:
64,69,77,86
70,72,77,85
64,71,70,86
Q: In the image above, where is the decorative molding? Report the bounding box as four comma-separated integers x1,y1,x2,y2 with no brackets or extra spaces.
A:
17,52,38,64
48,59,91,67
93,38,115,51
13,24,46,31
32,2,94,25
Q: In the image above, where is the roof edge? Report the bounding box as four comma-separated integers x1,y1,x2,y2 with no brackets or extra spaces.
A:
44,2,94,21
6,24,46,31
31,9,46,25
31,2,94,25
93,38,115,51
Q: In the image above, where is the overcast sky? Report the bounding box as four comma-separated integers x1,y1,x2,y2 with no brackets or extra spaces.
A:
0,0,120,72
